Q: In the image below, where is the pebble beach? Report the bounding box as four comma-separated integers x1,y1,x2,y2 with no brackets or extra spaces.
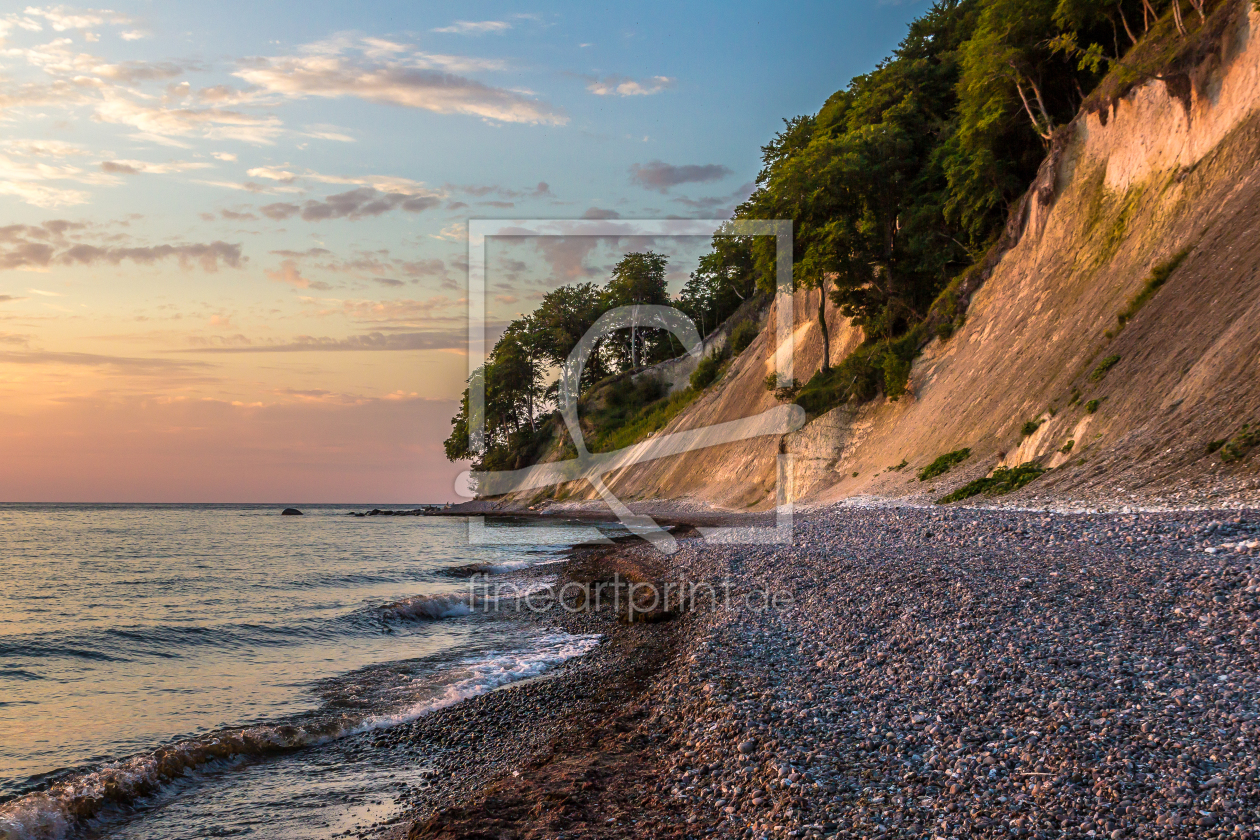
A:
395,504,1260,839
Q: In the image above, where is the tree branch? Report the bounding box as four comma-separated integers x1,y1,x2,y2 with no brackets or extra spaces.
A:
1011,65,1054,141
1118,3,1139,46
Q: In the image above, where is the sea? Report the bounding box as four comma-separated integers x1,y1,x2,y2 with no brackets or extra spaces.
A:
0,504,611,840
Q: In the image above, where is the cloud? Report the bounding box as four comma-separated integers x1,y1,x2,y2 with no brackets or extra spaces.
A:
0,223,245,271
235,38,565,125
100,159,213,174
265,258,330,290
212,152,237,162
246,165,297,182
581,207,620,220
672,181,756,217
0,180,90,207
432,20,512,35
188,330,465,353
259,202,299,220
94,94,284,146
319,295,460,324
262,187,442,222
15,38,187,82
585,74,674,97
0,148,115,207
0,295,26,304
0,349,209,373
22,7,132,32
249,166,443,200
59,241,245,271
533,236,601,280
629,160,733,192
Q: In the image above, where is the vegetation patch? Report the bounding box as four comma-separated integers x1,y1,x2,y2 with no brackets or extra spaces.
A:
764,373,799,402
1020,419,1043,437
590,387,704,454
917,448,971,482
1085,399,1101,413
729,320,759,356
1218,423,1260,464
1116,248,1190,330
1089,355,1121,382
1060,440,1075,454
689,348,729,391
937,463,1047,504
890,459,909,471
794,327,923,416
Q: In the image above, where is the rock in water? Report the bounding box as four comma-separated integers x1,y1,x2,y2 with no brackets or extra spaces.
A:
281,508,303,516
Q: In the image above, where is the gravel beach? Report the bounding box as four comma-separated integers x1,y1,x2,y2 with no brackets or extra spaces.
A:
389,504,1260,839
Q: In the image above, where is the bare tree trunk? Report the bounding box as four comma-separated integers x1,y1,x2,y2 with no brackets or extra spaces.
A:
1013,74,1054,140
1188,0,1205,21
817,283,831,374
1118,4,1139,46
1028,74,1054,131
1172,0,1186,36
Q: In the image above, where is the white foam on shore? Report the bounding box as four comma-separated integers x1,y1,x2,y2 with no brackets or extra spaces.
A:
382,592,473,620
0,632,601,840
358,632,603,731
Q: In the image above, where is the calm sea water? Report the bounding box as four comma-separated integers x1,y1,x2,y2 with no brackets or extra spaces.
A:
0,505,608,840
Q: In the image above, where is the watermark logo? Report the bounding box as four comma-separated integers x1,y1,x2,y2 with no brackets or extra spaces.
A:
456,219,802,553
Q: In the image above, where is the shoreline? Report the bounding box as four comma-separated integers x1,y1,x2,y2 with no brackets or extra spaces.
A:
375,503,1260,840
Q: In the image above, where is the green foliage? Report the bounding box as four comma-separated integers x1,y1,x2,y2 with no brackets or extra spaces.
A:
449,0,1201,481
1089,354,1121,382
1021,419,1042,437
764,372,799,402
1085,398,1101,413
604,251,672,369
883,353,913,400
918,448,972,481
589,387,703,454
1207,439,1226,454
1219,423,1260,464
793,343,886,416
937,462,1046,503
1060,439,1075,454
730,320,759,356
689,351,728,391
1116,247,1190,329
891,459,910,471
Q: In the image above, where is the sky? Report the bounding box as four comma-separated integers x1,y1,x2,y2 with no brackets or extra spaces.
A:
0,0,931,502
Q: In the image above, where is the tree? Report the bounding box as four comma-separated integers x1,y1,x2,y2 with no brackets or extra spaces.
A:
534,282,610,389
603,251,670,369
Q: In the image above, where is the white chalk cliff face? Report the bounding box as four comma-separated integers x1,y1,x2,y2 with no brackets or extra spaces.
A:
527,2,1260,510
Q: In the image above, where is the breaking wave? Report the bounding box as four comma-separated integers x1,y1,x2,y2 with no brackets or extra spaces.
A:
0,633,601,840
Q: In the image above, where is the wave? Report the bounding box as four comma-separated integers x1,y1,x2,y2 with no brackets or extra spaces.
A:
381,592,474,621
0,632,601,840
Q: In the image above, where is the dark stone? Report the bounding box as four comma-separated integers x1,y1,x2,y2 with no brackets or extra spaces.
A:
281,508,303,516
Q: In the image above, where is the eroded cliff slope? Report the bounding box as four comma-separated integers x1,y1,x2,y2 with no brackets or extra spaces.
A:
529,1,1260,511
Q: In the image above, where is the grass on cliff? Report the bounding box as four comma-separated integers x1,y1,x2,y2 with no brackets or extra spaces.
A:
1217,423,1260,464
589,387,703,454
937,463,1047,504
918,449,971,482
1115,248,1191,332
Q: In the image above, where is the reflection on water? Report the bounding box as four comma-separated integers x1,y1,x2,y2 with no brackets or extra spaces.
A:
0,505,609,839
